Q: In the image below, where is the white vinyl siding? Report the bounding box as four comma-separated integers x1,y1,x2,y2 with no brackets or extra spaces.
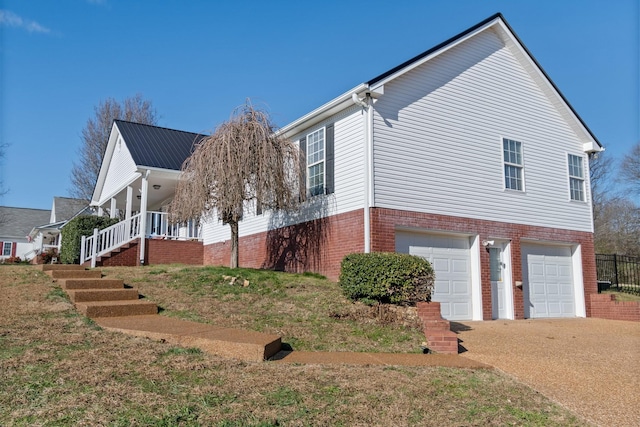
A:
100,137,139,203
203,106,364,244
568,154,585,202
373,28,593,232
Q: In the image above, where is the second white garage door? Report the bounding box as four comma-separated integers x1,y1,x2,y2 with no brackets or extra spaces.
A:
396,231,473,321
521,244,575,318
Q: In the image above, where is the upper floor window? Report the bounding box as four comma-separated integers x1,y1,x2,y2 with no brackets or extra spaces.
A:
568,154,585,201
2,242,12,256
503,138,524,191
307,128,325,196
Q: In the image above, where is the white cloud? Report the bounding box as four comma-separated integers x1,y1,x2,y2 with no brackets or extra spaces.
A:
0,10,51,34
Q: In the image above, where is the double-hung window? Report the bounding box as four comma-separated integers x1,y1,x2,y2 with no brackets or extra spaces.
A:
2,242,12,256
307,128,325,196
503,138,524,191
568,154,585,201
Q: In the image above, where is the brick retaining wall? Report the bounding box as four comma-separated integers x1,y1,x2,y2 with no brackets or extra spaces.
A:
590,294,640,322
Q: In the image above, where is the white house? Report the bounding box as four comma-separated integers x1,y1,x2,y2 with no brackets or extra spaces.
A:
0,206,51,262
86,13,602,321
201,13,603,321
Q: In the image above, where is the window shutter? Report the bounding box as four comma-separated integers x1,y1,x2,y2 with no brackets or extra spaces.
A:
256,200,263,216
299,137,307,200
11,242,17,257
325,123,335,194
0,241,3,256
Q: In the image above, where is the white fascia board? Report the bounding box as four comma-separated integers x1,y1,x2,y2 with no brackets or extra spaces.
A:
91,122,121,205
137,166,183,179
279,83,369,138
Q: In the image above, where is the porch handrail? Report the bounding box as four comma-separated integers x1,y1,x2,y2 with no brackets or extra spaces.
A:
81,213,142,267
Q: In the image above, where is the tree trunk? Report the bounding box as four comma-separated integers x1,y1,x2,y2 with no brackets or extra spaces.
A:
230,220,239,268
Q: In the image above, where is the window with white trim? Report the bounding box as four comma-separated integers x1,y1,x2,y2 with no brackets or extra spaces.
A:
307,128,325,196
2,242,11,256
503,138,524,191
568,154,585,201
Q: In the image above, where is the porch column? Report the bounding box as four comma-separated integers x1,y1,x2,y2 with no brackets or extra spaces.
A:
97,206,104,216
138,170,150,265
110,197,117,219
125,186,133,220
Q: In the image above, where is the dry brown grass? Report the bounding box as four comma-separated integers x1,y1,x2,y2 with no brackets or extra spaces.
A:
0,265,587,426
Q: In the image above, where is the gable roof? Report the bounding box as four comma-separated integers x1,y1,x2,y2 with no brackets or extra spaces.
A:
51,197,91,223
115,120,208,171
280,13,602,151
0,207,51,239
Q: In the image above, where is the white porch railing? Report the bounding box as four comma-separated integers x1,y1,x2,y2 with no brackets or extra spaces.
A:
80,212,201,267
81,213,142,268
145,211,201,241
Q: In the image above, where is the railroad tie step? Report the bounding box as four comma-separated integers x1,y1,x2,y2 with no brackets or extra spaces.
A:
59,278,124,290
39,264,86,272
67,288,140,303
75,300,158,318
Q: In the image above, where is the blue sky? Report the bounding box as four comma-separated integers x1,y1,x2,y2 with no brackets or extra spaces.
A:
0,0,638,210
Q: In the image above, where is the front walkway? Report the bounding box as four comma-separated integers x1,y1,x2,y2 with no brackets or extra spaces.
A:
454,318,640,427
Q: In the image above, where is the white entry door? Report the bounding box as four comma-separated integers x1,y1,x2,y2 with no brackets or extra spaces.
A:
489,246,507,319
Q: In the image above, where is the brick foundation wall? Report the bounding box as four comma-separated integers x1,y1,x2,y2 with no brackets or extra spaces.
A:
590,294,640,322
99,241,140,267
370,207,598,320
203,210,365,281
145,239,203,265
97,239,203,267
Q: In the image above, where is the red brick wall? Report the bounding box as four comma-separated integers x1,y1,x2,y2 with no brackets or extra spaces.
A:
98,239,203,267
145,239,203,265
370,207,598,320
590,294,640,322
203,210,365,280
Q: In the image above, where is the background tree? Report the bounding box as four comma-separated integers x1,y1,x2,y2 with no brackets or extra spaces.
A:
620,141,640,196
170,101,302,268
69,94,158,201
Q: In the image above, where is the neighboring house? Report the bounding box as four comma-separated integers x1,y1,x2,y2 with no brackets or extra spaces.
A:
0,206,51,261
88,13,602,322
202,13,603,321
28,197,94,259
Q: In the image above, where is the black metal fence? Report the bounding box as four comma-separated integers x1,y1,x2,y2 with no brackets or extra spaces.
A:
595,254,640,296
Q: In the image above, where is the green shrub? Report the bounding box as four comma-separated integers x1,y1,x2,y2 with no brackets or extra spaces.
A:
60,215,119,264
339,252,434,306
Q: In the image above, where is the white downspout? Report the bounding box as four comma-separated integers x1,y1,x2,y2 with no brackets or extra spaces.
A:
353,92,374,253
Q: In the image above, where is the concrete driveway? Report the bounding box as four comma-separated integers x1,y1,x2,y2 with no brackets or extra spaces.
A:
453,318,640,427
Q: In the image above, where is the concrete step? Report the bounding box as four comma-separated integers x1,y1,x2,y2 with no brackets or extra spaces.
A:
67,288,140,303
94,315,282,362
75,300,158,318
59,278,124,290
48,269,102,279
40,264,86,271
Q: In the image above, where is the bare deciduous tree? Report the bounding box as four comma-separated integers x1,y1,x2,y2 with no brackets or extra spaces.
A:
170,101,303,268
69,94,158,201
593,196,640,256
620,141,640,196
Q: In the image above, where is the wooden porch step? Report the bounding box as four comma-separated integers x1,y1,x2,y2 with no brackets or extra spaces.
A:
67,288,140,303
48,269,102,279
59,278,124,290
75,300,158,318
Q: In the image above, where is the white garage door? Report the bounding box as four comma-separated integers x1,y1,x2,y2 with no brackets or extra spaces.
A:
396,232,473,320
521,244,575,318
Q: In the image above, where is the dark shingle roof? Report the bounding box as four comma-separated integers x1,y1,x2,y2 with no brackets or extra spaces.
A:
115,120,208,171
0,207,51,239
52,197,90,222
